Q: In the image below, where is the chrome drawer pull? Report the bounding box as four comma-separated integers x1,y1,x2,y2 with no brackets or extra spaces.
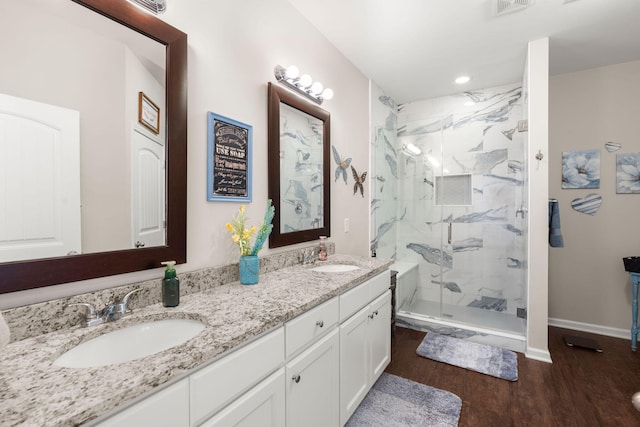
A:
316,320,324,328
292,374,301,383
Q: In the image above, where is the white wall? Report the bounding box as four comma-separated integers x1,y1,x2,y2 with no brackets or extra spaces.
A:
526,38,551,362
548,60,640,335
0,0,371,308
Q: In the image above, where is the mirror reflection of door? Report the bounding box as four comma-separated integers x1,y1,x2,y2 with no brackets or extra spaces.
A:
0,93,81,262
131,125,165,249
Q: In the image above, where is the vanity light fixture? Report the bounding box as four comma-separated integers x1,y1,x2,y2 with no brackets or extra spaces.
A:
127,0,166,15
274,65,334,105
455,75,471,84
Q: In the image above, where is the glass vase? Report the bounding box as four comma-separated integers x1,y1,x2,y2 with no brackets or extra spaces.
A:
239,255,259,285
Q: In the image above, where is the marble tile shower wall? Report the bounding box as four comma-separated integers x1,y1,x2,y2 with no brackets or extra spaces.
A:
380,82,527,317
2,243,334,342
370,82,399,260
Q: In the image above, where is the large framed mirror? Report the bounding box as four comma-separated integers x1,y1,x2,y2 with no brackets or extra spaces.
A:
0,0,187,293
267,82,330,248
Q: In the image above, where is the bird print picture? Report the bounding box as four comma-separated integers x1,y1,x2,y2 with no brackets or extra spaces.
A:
351,165,367,197
332,145,352,185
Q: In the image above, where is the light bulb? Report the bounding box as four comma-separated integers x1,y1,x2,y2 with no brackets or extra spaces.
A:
455,75,470,84
310,82,324,95
298,74,312,88
321,88,334,100
285,65,299,80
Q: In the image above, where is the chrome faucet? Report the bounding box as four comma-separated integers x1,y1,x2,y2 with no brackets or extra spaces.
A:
70,288,142,327
302,248,319,265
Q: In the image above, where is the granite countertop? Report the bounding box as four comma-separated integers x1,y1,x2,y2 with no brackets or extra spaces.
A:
0,254,392,426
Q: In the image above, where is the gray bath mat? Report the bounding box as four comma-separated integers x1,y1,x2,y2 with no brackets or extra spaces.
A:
417,332,518,381
346,373,461,427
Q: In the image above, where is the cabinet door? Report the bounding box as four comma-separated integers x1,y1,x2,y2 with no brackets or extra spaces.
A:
370,291,391,382
95,378,189,427
286,328,339,427
200,368,285,427
339,306,370,426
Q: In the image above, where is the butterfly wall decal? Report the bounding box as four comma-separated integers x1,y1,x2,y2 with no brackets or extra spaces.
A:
351,165,367,197
332,145,351,185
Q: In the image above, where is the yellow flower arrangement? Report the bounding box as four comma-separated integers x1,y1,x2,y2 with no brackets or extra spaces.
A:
226,201,275,257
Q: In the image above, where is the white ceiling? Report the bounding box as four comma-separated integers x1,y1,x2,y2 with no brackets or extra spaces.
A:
287,0,640,104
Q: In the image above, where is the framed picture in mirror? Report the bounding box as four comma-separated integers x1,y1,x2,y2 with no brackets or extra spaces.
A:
207,112,253,202
138,92,160,134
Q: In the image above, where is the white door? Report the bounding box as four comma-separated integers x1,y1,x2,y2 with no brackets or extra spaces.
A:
201,369,285,427
131,124,165,249
369,291,392,382
339,307,370,425
286,329,339,427
0,93,81,262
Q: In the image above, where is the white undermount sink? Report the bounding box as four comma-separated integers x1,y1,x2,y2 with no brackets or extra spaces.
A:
310,264,360,273
54,318,206,368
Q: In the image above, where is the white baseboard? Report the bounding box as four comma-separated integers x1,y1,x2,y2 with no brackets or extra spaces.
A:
548,317,630,340
525,346,552,363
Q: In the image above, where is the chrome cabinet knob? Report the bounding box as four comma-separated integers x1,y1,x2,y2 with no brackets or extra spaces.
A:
292,374,301,383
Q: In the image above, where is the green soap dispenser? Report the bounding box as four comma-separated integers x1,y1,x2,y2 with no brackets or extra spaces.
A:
161,261,180,307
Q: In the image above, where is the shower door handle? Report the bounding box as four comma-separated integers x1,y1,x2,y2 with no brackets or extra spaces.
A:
448,222,452,244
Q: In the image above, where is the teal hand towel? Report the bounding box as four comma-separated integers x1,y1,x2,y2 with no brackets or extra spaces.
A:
549,199,564,248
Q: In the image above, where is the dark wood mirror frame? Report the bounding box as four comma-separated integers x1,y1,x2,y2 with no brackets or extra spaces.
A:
267,82,330,248
0,0,187,294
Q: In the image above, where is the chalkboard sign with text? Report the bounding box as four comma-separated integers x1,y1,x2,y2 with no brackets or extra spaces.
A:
207,112,252,202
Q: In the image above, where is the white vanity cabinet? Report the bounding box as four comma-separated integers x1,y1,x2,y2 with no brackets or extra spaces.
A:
95,378,190,427
339,271,391,426
93,268,391,427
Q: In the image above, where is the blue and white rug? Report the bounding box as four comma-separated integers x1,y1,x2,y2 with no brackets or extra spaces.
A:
346,373,462,427
417,332,518,381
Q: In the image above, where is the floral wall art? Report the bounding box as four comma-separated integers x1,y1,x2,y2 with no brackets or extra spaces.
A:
562,149,600,189
616,152,640,194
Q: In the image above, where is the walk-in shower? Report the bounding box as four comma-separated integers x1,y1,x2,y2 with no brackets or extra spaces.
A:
371,82,528,351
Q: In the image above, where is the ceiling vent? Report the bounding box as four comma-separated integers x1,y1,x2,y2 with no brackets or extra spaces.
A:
493,0,533,16
127,0,167,14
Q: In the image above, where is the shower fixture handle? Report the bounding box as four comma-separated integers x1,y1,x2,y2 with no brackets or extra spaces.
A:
515,204,527,218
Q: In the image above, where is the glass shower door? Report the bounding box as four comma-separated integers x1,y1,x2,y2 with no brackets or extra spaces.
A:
438,109,527,335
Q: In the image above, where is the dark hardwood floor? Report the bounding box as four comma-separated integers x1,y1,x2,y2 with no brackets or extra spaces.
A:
385,326,640,426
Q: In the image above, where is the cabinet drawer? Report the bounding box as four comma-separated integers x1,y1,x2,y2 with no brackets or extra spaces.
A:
190,327,285,425
369,270,391,299
285,297,338,358
339,271,390,322
95,378,189,427
339,279,370,322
